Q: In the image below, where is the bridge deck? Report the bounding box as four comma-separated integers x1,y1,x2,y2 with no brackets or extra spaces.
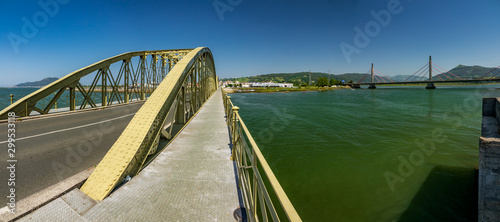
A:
18,88,241,221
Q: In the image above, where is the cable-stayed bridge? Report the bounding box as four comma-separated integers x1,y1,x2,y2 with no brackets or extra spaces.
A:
346,56,500,89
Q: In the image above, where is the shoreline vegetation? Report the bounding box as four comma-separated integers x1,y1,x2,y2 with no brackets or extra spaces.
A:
223,86,350,94
223,81,500,94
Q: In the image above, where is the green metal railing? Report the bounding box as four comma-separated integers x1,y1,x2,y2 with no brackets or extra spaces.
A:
0,96,12,110
222,90,302,222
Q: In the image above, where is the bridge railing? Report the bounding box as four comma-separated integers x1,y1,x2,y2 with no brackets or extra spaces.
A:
222,90,302,222
0,95,13,110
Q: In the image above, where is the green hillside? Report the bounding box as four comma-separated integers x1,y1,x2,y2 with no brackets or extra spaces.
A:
223,72,366,85
435,65,497,79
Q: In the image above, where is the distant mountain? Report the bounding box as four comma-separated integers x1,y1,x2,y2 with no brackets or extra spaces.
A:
15,77,58,87
435,64,496,79
391,75,412,82
221,65,498,84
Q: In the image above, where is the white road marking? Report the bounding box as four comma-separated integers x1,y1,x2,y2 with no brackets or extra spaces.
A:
0,113,136,144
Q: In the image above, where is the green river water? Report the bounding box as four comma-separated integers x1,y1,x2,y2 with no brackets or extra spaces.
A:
229,85,500,221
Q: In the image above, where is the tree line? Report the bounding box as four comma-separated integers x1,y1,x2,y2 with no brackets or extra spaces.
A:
315,77,343,87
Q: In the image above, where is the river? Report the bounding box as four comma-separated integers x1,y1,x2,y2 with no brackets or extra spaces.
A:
229,85,500,221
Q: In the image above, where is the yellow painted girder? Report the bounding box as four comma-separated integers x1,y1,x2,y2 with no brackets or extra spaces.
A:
80,47,217,201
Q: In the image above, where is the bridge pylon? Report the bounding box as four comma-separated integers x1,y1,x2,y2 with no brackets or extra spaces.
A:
368,63,376,89
426,55,436,89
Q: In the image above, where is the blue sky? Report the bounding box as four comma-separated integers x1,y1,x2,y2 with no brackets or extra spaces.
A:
0,0,499,86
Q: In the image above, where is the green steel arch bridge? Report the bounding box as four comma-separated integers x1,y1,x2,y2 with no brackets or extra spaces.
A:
0,47,301,221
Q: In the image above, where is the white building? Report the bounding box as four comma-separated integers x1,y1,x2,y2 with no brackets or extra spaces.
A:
249,82,293,88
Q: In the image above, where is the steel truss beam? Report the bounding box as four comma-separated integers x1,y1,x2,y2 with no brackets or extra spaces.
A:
0,49,191,120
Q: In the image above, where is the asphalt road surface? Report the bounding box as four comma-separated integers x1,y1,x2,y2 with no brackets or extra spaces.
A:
0,101,144,200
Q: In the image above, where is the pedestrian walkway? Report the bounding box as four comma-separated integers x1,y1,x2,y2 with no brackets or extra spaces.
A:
18,88,241,221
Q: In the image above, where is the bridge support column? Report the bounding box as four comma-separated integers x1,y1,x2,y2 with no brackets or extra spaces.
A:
175,86,186,124
425,83,436,89
371,63,374,85
140,56,146,101
124,59,130,103
426,56,435,89
368,84,376,89
101,68,108,107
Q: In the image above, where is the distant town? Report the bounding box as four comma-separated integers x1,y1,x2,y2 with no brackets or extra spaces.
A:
221,80,294,88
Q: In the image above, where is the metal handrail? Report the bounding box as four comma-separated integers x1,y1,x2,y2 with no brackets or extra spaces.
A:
0,94,14,110
0,101,9,109
222,90,302,222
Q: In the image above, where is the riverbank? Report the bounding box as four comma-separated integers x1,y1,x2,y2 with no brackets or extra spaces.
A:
223,86,350,94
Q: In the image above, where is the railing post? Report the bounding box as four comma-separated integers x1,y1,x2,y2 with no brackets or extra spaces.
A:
223,94,227,111
10,94,13,105
54,92,57,110
222,94,227,111
226,96,231,123
231,106,239,161
69,82,76,111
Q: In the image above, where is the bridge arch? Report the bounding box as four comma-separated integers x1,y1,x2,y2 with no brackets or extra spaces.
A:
78,47,217,200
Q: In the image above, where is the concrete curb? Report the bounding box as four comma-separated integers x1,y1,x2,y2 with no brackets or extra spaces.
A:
0,168,94,222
